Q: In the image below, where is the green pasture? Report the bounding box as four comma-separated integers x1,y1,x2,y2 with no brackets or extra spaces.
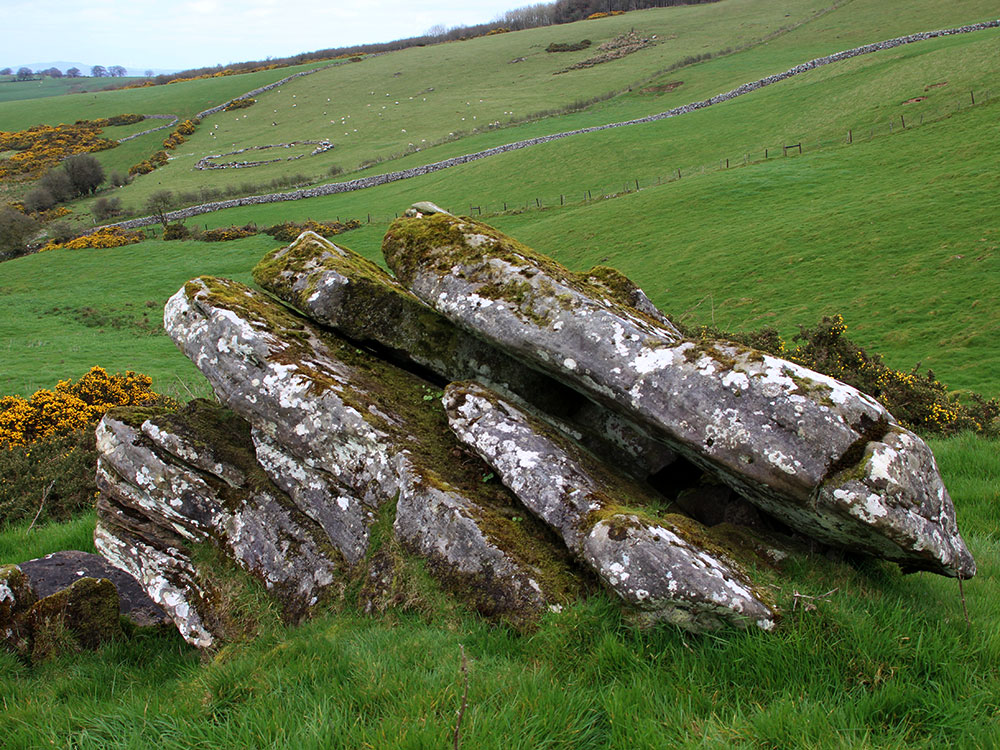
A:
4,83,997,401
1,436,997,748
0,76,147,105
0,60,334,132
2,0,1000,745
66,0,1000,224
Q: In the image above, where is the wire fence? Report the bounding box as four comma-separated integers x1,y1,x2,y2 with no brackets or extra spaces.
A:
352,87,996,226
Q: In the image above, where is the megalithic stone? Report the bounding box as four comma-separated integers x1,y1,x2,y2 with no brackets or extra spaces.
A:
94,402,343,647
164,276,583,624
383,211,975,579
253,230,675,478
444,380,777,633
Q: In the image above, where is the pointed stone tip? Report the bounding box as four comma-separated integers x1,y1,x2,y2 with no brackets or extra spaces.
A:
405,201,451,218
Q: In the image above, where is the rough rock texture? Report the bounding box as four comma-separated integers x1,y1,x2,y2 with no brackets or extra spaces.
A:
3,563,127,662
253,230,673,478
28,577,123,662
383,212,975,578
18,550,169,628
1,565,36,655
444,381,775,631
161,276,581,626
94,400,343,647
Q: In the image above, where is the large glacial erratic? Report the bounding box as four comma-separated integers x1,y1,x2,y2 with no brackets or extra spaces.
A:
91,210,977,648
382,211,974,579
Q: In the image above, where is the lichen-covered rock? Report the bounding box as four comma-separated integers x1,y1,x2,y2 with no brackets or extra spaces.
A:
253,231,672,478
1,565,36,656
164,276,584,624
444,381,775,632
383,212,975,579
94,400,343,647
18,550,169,628
28,576,123,661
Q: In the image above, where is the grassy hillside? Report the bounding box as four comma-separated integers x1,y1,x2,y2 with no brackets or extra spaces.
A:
0,76,149,105
1,436,997,748
2,1,1000,745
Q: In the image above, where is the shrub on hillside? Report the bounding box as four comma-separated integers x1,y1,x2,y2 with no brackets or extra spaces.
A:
0,205,40,259
22,187,57,213
92,196,124,221
128,150,168,175
0,367,176,525
546,40,592,52
163,222,191,240
201,224,259,241
0,367,176,448
262,218,361,242
63,154,105,196
0,427,99,525
224,98,256,111
40,226,144,252
39,169,75,203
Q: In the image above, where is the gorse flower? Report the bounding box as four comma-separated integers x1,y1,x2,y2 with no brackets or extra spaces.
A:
0,367,175,448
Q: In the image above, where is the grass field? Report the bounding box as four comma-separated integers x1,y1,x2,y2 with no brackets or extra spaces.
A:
1,437,997,748
2,0,999,746
0,76,148,105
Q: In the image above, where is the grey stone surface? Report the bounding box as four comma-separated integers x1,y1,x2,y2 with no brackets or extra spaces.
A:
18,550,169,628
384,212,975,579
253,230,671,478
444,381,776,632
163,276,577,624
94,402,343,647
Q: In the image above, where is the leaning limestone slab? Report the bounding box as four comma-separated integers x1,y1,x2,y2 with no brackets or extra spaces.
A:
164,276,582,623
444,381,775,632
253,230,673,478
94,401,342,647
383,212,975,579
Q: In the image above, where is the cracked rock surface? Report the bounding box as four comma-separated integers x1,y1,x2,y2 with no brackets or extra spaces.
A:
445,381,776,631
383,212,974,578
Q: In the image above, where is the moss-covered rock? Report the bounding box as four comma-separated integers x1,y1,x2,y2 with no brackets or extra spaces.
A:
1,565,36,657
445,381,777,632
28,576,122,662
383,211,975,579
254,230,670,478
164,276,586,627
95,399,344,648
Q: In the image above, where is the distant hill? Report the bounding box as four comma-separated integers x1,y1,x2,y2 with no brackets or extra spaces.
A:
4,61,179,76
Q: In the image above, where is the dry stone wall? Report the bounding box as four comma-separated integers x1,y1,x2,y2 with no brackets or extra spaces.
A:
105,20,1000,231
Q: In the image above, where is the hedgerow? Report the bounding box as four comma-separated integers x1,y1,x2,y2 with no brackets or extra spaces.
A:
262,218,361,242
200,223,259,241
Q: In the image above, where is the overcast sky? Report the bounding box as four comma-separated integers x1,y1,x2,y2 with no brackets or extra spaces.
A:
3,0,520,72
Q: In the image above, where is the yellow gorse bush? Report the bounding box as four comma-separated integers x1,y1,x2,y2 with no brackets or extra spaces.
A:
41,226,144,252
0,367,174,447
0,122,118,179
